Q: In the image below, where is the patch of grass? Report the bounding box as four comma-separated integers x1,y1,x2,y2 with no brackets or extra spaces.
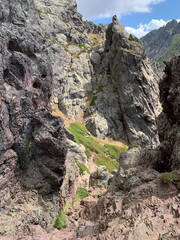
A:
76,161,90,175
72,199,78,209
94,154,119,173
49,39,58,44
85,149,92,158
64,42,90,58
54,211,67,229
68,122,105,157
76,187,89,200
104,144,128,160
90,33,105,47
159,171,180,184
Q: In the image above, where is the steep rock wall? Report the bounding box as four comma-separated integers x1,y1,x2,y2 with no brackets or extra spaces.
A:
34,0,160,146
0,0,68,206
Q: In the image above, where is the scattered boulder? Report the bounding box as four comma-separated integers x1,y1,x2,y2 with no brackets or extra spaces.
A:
90,166,109,188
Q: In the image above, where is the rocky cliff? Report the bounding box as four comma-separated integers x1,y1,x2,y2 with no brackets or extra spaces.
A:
70,55,180,240
141,20,180,73
0,0,179,239
33,0,160,147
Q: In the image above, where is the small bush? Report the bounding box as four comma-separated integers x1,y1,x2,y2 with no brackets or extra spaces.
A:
76,161,90,175
159,171,180,184
94,154,119,173
54,211,67,229
104,144,128,160
98,191,103,198
76,187,89,200
129,34,138,41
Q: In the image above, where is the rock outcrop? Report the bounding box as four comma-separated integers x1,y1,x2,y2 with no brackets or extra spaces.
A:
85,16,160,147
0,0,68,206
82,54,180,240
1,0,179,239
32,1,160,147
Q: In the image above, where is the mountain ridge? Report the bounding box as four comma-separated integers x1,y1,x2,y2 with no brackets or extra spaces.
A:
141,19,180,71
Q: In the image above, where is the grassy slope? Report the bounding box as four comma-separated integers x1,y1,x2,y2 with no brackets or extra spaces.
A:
68,122,128,172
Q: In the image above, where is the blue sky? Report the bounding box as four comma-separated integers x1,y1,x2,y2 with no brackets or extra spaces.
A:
76,0,180,38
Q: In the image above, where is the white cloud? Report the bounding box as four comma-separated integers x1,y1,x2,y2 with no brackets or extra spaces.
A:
76,0,165,20
125,19,167,38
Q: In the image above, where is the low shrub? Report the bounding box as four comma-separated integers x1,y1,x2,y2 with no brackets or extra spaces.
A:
159,171,180,184
54,211,67,229
129,34,138,41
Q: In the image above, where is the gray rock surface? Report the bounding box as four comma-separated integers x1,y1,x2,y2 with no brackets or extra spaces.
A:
33,0,160,147
0,0,68,201
90,166,109,188
98,16,160,147
158,55,180,170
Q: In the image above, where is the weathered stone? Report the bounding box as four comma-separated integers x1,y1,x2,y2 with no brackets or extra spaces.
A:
86,113,109,139
90,166,109,188
0,0,68,199
105,16,160,147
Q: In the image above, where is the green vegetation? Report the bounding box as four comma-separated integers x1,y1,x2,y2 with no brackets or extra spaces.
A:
64,42,91,59
54,211,67,229
86,92,97,107
97,191,103,198
129,34,138,41
76,161,90,175
35,6,55,19
130,142,140,148
159,171,180,184
85,149,92,158
72,199,78,209
68,122,128,173
86,84,104,107
128,49,137,55
76,187,89,200
104,144,128,160
67,122,105,157
94,154,119,173
90,33,105,48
